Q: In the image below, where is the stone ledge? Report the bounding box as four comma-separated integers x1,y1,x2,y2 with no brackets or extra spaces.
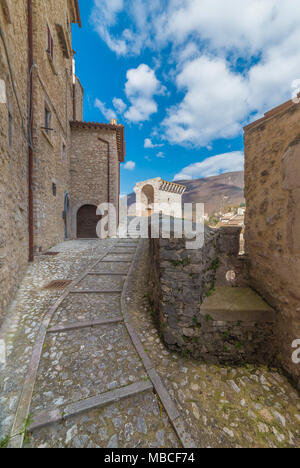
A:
200,287,276,323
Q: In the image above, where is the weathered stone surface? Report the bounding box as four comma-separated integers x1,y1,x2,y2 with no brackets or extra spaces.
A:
244,100,300,388
0,0,29,324
30,323,147,412
126,239,300,448
28,391,178,449
149,226,274,364
0,239,116,440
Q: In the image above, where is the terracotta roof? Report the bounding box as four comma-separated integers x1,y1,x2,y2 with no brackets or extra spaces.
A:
160,180,186,193
70,121,126,162
73,0,82,28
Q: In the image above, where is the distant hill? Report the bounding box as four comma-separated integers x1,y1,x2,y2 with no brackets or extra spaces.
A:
126,171,245,217
179,171,245,216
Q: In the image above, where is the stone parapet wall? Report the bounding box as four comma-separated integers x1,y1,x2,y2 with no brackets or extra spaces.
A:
149,228,218,338
149,226,276,365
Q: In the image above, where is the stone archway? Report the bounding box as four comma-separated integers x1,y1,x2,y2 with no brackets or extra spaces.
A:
76,204,102,239
141,184,155,216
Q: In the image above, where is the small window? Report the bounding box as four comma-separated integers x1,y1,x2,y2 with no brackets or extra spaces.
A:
47,25,54,60
62,142,66,161
8,112,13,146
52,183,57,197
44,104,52,134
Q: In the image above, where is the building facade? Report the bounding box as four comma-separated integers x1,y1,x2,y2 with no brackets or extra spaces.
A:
0,0,125,324
244,97,300,387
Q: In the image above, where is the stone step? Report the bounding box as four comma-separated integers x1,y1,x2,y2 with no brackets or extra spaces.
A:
201,287,275,323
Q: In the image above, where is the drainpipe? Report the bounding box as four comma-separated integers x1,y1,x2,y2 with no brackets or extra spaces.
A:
98,137,110,205
28,0,34,262
73,83,76,120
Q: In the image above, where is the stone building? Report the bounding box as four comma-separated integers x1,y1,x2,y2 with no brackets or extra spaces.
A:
134,178,186,218
244,97,300,386
0,0,125,324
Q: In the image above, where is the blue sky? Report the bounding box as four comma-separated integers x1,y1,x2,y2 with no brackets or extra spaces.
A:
72,0,300,195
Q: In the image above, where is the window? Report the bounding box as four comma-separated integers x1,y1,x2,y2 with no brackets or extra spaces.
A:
52,183,57,197
8,111,12,146
44,104,52,134
47,25,54,60
62,141,66,161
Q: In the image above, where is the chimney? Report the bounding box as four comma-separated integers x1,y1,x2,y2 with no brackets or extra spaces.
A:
110,119,117,125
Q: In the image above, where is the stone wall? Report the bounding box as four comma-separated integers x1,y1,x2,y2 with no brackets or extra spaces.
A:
0,0,81,321
149,226,276,365
244,100,300,387
0,0,29,324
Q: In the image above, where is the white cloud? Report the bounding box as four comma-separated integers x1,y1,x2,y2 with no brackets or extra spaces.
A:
92,0,300,146
123,161,136,170
156,152,165,158
144,138,163,148
163,56,247,147
91,0,163,56
95,99,117,121
113,97,127,114
173,151,244,181
124,64,164,122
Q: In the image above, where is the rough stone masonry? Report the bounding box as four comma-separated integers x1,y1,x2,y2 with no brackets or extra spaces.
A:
0,1,125,325
149,225,276,366
244,97,300,388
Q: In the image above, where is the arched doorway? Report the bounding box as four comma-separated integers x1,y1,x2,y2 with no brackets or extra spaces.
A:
141,184,154,216
77,205,101,239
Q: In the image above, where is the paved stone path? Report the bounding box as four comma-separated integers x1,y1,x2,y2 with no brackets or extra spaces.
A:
1,239,181,448
1,238,299,449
